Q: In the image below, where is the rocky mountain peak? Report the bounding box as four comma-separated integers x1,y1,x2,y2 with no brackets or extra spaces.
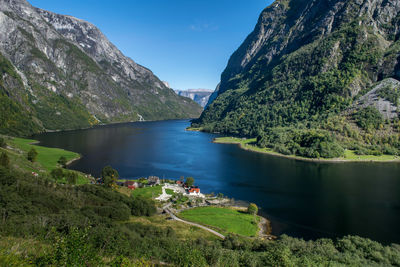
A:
219,0,400,96
0,0,202,136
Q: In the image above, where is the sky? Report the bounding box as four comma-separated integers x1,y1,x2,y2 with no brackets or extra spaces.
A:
29,0,272,90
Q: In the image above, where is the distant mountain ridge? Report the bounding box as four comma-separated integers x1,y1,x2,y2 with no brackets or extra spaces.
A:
175,89,214,108
0,0,202,136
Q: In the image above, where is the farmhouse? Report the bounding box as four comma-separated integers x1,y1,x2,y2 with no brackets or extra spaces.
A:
187,186,201,196
124,180,139,190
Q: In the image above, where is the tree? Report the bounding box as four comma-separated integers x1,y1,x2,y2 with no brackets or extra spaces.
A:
58,156,68,168
27,148,38,162
51,168,64,180
0,152,10,169
247,203,258,215
101,165,119,188
185,177,195,187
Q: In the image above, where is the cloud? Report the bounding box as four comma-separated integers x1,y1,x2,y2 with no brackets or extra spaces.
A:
189,22,219,32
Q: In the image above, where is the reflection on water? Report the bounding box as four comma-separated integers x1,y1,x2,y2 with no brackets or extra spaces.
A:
33,120,400,244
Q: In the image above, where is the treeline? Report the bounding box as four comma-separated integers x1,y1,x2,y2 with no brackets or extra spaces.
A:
257,127,344,158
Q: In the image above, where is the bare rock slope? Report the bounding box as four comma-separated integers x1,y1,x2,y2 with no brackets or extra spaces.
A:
0,0,202,136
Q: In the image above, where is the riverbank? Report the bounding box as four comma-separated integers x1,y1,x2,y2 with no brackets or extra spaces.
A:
213,137,400,163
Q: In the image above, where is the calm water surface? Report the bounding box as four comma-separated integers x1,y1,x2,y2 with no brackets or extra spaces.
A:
33,120,400,244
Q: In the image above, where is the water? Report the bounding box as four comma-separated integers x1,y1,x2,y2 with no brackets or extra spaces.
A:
32,120,400,244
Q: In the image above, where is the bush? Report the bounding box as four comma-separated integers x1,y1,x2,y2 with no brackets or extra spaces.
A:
57,156,68,168
247,203,258,215
27,148,38,162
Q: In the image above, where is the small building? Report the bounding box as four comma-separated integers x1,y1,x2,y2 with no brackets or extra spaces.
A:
189,188,200,194
176,180,183,185
124,180,139,190
187,186,200,195
148,176,160,186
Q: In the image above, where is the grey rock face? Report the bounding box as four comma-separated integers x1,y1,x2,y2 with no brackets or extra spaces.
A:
218,0,400,97
356,78,400,119
205,83,220,108
175,89,214,108
0,0,202,134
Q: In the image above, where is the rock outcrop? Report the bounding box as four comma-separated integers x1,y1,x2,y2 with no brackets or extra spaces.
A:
175,89,214,108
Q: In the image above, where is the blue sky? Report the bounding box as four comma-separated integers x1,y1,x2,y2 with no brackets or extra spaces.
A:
29,0,272,90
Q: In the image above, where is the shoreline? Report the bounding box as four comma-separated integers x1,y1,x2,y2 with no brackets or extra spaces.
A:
35,118,198,135
27,139,82,167
213,137,400,163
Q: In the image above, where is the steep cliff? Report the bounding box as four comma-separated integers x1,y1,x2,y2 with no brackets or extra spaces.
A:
175,89,214,108
194,0,400,158
196,0,400,134
0,0,202,136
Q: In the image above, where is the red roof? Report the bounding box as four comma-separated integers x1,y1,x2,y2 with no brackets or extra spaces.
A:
127,185,136,190
189,188,200,193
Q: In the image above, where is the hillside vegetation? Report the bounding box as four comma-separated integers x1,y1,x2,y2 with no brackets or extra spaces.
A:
194,0,400,159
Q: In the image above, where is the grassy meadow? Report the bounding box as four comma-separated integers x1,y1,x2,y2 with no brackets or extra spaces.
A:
179,206,259,237
131,185,163,198
9,137,80,170
214,137,400,162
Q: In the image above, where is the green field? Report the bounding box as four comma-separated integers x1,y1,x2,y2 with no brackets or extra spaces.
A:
132,185,162,198
179,207,259,237
3,137,88,184
165,188,174,195
343,150,399,161
214,137,400,162
9,137,80,170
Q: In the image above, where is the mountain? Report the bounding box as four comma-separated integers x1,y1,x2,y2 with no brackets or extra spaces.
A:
193,0,400,158
0,0,202,136
175,89,214,108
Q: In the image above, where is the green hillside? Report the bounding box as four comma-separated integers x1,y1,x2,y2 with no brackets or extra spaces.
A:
194,0,400,159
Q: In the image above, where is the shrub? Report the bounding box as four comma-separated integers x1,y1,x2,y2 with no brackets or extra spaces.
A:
27,148,38,162
57,156,68,168
247,203,258,215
